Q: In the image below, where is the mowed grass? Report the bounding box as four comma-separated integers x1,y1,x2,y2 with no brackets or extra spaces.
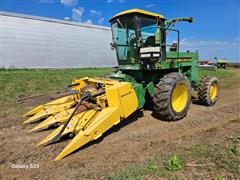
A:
0,68,113,117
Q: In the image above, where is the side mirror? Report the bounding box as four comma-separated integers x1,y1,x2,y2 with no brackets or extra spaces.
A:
110,42,117,51
187,17,194,23
181,17,194,23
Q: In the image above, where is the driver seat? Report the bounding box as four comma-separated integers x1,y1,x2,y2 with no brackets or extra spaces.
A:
144,36,156,47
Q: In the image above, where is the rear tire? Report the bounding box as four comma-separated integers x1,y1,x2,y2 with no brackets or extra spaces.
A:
198,77,219,106
153,73,192,121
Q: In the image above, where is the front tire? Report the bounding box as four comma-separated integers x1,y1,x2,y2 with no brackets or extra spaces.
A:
153,73,192,121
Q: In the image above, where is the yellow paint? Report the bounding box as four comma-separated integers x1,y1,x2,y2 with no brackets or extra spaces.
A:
210,83,217,100
166,58,192,62
24,77,139,160
171,83,188,112
110,8,164,20
106,82,138,118
218,60,228,63
29,108,74,132
22,101,74,125
54,107,120,161
96,95,107,108
22,95,76,117
38,109,99,146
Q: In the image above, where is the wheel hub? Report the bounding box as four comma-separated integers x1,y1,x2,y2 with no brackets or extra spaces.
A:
210,83,217,100
171,83,188,112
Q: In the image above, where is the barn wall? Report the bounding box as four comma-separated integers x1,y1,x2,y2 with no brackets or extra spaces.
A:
0,12,116,68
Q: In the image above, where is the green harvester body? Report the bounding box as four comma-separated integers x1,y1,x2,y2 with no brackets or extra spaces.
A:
108,9,200,109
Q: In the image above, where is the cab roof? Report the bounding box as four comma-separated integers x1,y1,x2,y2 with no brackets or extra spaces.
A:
109,9,165,22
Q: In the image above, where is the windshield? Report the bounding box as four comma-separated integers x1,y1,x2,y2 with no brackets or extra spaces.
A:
139,17,159,47
111,18,137,62
111,16,160,63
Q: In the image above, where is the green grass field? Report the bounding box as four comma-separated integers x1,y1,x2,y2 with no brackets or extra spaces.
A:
0,68,113,117
0,68,238,118
198,68,239,88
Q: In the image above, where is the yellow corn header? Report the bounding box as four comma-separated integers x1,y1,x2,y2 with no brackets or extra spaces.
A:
22,77,138,161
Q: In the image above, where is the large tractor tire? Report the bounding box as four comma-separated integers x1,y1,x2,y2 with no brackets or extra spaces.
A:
153,73,192,121
198,77,219,106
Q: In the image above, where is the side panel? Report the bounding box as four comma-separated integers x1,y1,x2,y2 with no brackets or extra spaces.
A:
166,52,200,88
117,51,200,88
106,82,138,118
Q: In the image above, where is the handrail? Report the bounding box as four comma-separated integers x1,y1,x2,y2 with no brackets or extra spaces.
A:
140,26,180,58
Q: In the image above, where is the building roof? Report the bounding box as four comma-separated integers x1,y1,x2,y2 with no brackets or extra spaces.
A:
0,11,110,31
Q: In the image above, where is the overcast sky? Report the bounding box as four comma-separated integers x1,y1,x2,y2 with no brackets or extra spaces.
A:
1,0,240,61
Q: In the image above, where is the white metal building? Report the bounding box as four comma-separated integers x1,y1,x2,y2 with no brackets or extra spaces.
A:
0,12,116,68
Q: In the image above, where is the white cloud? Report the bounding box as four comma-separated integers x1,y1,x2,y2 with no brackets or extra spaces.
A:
39,0,54,3
61,0,77,6
85,19,93,24
106,0,125,3
180,38,239,50
72,7,84,22
178,38,240,60
146,4,155,8
98,17,104,24
90,9,102,16
90,9,104,25
72,7,94,25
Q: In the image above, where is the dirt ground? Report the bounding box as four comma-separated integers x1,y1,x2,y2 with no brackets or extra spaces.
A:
0,80,239,180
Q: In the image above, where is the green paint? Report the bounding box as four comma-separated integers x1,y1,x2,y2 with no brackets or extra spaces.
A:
108,10,202,107
133,83,146,109
146,82,155,97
